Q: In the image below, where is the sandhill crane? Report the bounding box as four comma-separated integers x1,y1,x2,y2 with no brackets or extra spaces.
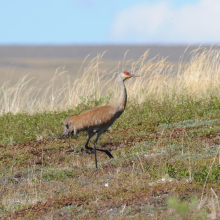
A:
61,71,139,168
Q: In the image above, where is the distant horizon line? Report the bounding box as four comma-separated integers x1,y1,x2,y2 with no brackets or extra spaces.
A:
0,43,216,47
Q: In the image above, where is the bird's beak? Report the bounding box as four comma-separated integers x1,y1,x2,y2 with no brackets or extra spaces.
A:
130,74,140,77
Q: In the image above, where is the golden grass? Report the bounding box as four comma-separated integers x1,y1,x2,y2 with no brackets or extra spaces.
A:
1,46,220,114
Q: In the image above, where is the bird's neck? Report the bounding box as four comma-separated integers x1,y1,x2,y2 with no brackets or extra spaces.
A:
116,77,127,110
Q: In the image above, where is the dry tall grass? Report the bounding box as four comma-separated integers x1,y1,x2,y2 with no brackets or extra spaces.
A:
1,46,220,114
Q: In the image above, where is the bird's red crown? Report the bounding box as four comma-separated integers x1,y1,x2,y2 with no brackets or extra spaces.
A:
124,71,130,75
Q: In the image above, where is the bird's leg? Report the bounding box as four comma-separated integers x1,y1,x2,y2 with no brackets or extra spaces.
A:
94,141,98,169
84,132,113,168
84,133,99,168
93,132,114,169
84,133,95,151
95,147,114,159
93,133,101,169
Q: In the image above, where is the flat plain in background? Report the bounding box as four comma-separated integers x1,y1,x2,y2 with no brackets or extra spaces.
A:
0,45,212,84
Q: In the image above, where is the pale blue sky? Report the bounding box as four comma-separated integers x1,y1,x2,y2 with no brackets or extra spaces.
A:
1,0,219,45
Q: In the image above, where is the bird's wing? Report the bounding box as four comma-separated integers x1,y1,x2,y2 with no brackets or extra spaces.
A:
75,105,118,131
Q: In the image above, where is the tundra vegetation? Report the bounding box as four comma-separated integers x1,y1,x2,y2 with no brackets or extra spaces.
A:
1,47,220,219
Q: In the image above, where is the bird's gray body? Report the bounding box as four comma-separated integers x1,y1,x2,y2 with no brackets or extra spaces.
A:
62,103,124,137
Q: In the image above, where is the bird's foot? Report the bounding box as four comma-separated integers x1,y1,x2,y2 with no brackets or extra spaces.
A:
66,146,93,155
105,150,114,159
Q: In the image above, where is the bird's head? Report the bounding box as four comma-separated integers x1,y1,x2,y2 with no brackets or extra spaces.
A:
120,71,139,81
